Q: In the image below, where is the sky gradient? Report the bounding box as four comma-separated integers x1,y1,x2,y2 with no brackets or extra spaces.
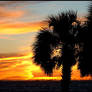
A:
0,1,92,80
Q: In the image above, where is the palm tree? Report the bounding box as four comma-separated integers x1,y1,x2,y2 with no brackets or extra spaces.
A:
33,11,79,92
32,8,92,92
78,2,92,77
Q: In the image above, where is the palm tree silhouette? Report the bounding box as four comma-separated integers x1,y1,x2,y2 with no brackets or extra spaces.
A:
78,2,92,77
33,8,92,92
33,11,78,92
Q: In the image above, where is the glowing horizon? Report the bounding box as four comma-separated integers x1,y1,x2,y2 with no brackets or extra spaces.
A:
0,53,91,80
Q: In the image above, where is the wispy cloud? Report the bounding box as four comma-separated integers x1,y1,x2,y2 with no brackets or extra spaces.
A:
0,36,9,40
0,1,26,19
0,9,25,18
0,35,15,40
0,21,45,35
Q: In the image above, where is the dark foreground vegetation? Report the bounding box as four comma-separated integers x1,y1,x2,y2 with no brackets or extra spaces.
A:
0,80,92,92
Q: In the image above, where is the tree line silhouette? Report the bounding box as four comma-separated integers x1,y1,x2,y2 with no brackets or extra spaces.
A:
32,2,92,92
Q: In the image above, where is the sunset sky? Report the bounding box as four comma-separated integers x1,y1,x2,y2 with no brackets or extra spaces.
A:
0,1,92,80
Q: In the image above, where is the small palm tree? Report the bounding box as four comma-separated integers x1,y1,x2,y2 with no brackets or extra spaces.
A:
32,8,92,92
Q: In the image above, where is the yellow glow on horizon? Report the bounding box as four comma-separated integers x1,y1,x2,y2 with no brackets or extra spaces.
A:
32,77,61,80
0,53,33,61
0,52,92,80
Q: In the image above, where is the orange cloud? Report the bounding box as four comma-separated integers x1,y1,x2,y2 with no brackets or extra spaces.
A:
0,6,25,18
0,21,46,35
0,10,24,18
0,53,38,80
0,16,87,35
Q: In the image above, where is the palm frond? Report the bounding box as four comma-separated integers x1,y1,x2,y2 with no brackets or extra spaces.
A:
87,2,92,22
48,11,77,32
78,3,92,77
78,43,92,76
47,10,77,43
33,28,61,75
87,2,92,33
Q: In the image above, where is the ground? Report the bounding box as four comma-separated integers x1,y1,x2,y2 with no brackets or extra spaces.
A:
0,80,92,92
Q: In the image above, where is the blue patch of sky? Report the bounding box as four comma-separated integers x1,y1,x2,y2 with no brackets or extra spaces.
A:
18,1,90,22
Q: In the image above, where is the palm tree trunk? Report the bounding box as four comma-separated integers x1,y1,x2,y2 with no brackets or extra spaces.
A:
61,65,71,92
